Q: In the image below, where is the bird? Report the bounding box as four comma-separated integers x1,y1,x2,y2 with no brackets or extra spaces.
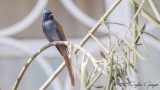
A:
42,10,75,86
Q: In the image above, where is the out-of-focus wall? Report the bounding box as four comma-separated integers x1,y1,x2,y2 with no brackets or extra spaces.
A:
0,0,160,90
0,0,105,39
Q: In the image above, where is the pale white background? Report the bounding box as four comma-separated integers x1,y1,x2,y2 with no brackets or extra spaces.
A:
0,0,160,90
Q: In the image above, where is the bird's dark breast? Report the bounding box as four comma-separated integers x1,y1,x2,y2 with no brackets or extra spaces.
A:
42,20,58,42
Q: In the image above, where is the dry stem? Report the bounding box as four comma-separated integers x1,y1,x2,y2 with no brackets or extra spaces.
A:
12,41,106,90
148,0,160,21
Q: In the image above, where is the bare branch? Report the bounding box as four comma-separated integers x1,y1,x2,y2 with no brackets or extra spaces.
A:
148,0,160,21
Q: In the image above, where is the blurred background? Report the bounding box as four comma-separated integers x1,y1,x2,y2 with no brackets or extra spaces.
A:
0,0,160,90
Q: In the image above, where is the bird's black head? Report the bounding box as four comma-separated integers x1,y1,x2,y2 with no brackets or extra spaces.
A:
42,10,54,20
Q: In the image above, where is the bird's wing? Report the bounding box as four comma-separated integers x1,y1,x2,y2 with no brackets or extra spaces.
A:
55,20,66,41
54,20,69,55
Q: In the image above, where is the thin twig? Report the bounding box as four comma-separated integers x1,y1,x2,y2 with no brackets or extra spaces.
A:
40,0,122,89
12,41,107,90
40,42,108,90
76,0,122,53
148,0,160,21
12,42,66,90
130,0,160,27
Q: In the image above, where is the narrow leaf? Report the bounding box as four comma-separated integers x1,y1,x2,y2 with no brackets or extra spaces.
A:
70,42,82,82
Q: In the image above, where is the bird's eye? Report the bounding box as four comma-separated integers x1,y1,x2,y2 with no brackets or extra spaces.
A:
46,13,50,15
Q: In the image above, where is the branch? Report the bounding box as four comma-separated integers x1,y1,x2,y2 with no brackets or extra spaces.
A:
76,0,122,51
148,0,160,21
40,42,107,90
12,41,106,90
12,41,68,90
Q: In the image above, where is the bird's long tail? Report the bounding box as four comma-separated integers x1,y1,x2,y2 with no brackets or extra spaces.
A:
58,45,75,86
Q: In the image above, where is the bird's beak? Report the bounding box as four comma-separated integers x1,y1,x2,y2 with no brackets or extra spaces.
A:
48,14,53,17
50,14,53,16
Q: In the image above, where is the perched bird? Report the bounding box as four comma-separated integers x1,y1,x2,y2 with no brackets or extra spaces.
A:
42,10,75,86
